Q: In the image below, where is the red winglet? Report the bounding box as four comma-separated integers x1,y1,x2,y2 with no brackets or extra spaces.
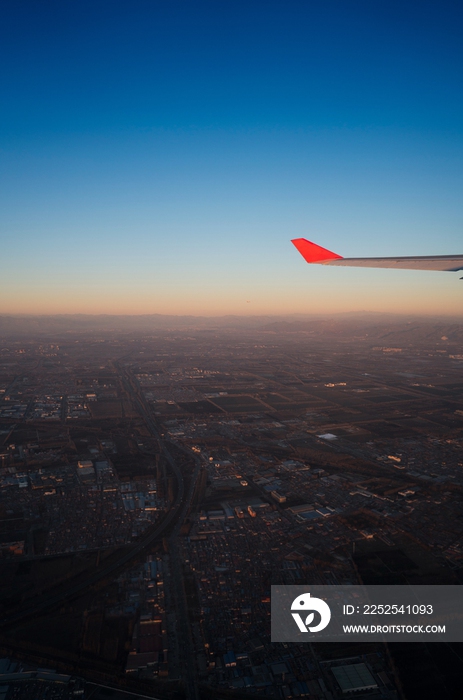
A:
291,238,343,263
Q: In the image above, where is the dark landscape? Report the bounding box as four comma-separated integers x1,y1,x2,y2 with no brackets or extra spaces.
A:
0,314,462,699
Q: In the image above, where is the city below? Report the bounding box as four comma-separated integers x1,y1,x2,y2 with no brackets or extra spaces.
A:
0,313,462,700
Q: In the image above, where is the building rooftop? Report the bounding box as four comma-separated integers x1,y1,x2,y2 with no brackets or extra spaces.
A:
331,662,377,693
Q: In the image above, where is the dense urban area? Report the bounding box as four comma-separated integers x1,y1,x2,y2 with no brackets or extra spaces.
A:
0,314,462,700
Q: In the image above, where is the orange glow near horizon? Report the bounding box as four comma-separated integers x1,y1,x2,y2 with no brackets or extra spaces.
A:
2,270,462,317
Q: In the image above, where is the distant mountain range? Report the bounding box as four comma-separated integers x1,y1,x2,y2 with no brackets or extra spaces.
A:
0,312,461,344
259,318,463,344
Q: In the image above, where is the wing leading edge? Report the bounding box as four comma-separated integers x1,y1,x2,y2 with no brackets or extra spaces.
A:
291,238,463,272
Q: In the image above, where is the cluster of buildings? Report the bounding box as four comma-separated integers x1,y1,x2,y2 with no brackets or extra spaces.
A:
0,330,461,697
0,658,85,700
105,555,171,678
0,458,162,556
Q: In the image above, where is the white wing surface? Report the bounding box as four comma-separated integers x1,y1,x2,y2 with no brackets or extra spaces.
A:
291,238,463,272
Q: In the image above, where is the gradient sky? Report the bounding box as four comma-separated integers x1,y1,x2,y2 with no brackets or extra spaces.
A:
1,0,463,316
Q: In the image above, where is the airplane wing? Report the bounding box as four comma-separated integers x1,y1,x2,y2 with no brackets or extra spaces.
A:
291,238,463,272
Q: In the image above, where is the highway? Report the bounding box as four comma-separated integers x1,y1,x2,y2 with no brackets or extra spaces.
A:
119,365,202,700
167,444,202,700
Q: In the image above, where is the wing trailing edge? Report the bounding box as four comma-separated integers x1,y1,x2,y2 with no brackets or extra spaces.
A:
291,238,463,272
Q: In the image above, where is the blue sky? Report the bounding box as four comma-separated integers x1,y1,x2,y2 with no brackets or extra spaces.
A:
1,0,462,315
